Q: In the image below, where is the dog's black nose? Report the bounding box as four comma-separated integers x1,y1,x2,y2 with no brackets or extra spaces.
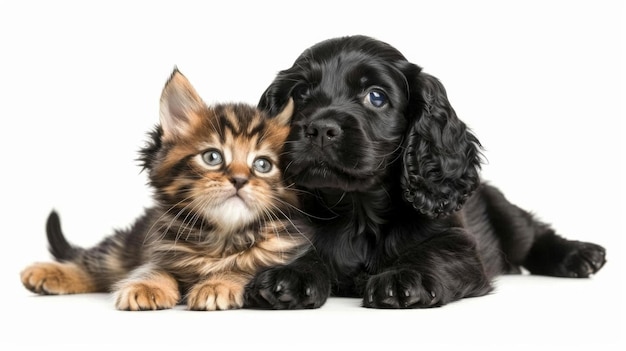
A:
305,120,342,147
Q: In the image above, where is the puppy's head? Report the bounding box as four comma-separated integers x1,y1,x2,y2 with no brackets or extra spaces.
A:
260,35,482,217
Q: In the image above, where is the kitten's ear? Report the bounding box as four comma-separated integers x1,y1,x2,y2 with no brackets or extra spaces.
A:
159,68,205,140
272,97,294,127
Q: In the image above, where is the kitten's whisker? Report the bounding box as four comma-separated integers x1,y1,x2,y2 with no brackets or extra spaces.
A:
283,185,317,197
175,200,198,243
143,193,198,245
162,197,204,247
283,159,296,175
176,195,216,244
184,197,211,242
174,198,204,243
270,194,339,221
267,202,314,250
259,206,291,260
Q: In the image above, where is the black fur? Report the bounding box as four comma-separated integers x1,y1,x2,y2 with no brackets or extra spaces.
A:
46,211,78,262
244,35,606,309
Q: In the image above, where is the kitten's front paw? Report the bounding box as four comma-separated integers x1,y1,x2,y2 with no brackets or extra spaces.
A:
244,266,329,309
20,262,96,295
363,268,444,309
559,241,606,278
186,278,245,311
114,282,180,311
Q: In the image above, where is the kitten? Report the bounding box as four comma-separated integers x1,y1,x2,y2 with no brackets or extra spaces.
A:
20,69,311,311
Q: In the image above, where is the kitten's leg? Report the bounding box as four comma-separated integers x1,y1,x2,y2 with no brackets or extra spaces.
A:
21,261,98,294
186,272,249,311
113,264,180,311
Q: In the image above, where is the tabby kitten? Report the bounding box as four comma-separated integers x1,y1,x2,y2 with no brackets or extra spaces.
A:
20,69,311,311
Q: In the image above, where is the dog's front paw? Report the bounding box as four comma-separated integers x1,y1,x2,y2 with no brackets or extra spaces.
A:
559,241,606,278
364,268,444,309
245,266,329,309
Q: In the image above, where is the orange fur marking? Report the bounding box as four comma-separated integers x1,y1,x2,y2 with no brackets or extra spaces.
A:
114,271,180,311
20,261,98,294
186,273,248,311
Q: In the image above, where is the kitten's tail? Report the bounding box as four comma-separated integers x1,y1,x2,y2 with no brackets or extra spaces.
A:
46,210,82,261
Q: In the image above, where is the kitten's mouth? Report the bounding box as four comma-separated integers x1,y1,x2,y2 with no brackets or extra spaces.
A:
225,193,251,209
208,192,257,229
227,194,245,203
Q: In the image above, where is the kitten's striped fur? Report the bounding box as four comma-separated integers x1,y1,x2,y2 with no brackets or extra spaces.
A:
21,69,310,311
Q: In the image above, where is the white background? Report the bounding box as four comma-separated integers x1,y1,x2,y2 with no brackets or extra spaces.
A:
0,0,623,349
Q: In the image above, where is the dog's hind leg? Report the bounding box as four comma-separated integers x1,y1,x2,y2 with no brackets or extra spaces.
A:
522,227,606,278
468,183,606,278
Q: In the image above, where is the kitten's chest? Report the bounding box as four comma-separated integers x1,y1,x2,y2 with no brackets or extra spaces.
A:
149,221,307,284
149,230,253,279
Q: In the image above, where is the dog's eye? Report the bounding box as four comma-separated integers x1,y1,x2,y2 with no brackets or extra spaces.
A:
293,84,311,100
366,89,388,108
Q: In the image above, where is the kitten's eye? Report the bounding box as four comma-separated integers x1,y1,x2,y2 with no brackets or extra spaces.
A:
252,157,272,173
365,89,388,108
202,150,223,166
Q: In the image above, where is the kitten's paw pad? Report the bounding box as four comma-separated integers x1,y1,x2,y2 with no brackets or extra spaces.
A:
187,280,244,311
114,282,179,311
20,262,94,295
562,242,606,278
245,266,329,309
363,269,442,309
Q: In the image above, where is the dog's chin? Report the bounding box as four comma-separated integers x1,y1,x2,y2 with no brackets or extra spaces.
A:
286,163,380,192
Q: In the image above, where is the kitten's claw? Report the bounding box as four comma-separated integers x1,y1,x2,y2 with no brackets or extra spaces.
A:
114,281,179,311
187,278,245,311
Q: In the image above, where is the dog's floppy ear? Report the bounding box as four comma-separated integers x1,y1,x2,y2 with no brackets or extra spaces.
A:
401,72,483,218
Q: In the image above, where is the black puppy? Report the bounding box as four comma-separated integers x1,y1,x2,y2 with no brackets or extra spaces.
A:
244,35,606,309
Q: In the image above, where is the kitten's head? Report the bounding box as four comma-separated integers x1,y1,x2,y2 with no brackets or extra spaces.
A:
140,68,295,232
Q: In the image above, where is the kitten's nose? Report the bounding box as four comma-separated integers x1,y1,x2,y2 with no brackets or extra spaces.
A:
305,119,342,147
230,176,248,190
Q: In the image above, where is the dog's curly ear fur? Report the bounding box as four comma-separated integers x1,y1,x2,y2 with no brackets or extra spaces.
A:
401,72,483,218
